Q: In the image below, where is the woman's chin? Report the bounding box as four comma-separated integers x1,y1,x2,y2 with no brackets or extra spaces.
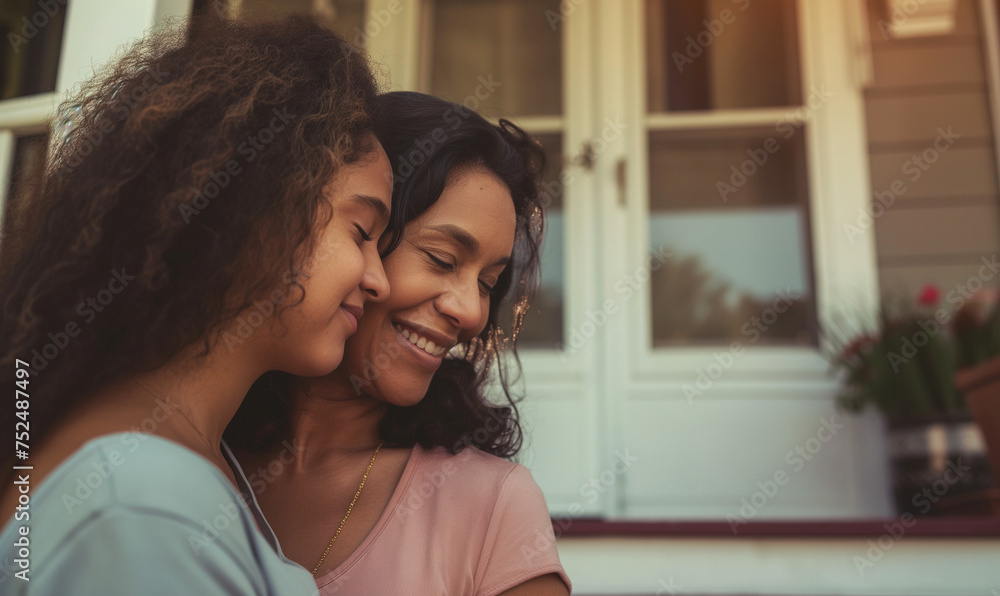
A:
376,384,432,408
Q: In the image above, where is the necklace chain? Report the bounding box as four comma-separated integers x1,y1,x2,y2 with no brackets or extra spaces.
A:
311,440,384,576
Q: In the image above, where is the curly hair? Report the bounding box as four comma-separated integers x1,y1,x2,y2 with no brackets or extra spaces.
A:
0,14,387,449
227,91,546,459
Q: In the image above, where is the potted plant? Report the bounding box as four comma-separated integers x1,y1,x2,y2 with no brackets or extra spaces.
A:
827,285,994,515
952,291,1000,486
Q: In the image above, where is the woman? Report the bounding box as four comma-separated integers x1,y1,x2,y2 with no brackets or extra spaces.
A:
0,15,392,594
227,92,571,596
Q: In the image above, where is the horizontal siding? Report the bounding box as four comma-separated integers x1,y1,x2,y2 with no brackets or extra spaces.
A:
880,258,1000,301
864,0,1000,300
872,44,985,88
869,144,998,200
865,90,993,145
874,202,1000,257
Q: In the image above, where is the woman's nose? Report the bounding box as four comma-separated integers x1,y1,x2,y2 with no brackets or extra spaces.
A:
434,277,484,331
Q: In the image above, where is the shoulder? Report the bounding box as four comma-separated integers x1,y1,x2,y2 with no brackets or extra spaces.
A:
1,434,318,594
398,445,552,537
407,448,569,596
410,445,537,504
52,433,240,518
4,433,253,562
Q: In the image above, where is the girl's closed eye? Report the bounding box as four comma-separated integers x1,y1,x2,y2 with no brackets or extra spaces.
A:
355,224,375,244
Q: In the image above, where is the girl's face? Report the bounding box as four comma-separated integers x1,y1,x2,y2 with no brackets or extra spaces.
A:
255,145,393,377
338,167,517,405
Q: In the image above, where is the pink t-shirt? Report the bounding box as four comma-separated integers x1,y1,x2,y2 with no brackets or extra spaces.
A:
314,444,571,596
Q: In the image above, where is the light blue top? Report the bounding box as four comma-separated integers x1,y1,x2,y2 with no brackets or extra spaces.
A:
0,432,318,595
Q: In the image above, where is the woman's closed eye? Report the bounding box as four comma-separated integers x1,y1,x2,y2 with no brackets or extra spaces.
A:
478,278,497,296
424,251,456,272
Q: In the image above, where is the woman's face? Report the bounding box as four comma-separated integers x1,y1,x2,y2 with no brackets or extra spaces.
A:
257,145,393,377
338,167,517,405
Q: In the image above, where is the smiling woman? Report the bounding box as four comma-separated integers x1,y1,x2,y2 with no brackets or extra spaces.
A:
226,92,570,595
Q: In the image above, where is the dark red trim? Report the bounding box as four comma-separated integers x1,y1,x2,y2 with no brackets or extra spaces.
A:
552,518,1000,538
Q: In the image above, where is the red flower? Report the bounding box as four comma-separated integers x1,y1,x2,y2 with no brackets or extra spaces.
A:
917,284,940,307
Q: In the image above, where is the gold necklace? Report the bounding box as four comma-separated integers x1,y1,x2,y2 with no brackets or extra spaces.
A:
311,441,384,576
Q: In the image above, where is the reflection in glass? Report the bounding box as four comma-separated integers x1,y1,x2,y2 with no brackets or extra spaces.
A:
646,0,801,112
503,133,564,348
427,0,563,117
0,0,68,99
647,128,816,345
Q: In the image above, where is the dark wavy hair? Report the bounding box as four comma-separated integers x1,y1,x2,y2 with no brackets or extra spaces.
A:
227,91,546,459
0,15,387,450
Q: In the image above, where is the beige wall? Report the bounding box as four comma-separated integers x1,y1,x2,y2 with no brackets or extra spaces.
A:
865,0,1000,300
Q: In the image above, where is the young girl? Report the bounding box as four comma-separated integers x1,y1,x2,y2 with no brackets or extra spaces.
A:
227,92,571,596
0,15,393,594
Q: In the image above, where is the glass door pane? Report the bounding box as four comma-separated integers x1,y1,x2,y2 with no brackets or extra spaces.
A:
513,132,564,347
1,0,68,99
426,0,563,117
1,133,50,263
425,0,565,348
644,0,817,347
646,0,801,112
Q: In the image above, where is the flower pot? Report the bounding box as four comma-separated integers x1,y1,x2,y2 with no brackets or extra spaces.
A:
955,355,1000,481
886,413,994,516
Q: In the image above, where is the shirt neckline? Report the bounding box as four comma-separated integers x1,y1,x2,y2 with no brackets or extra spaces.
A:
219,438,291,560
314,444,423,587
